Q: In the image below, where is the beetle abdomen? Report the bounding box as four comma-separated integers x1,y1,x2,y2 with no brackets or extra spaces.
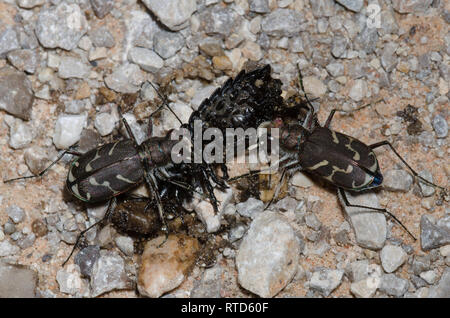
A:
67,140,144,202
299,127,382,191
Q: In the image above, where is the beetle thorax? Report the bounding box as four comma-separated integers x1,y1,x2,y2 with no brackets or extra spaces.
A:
139,137,178,168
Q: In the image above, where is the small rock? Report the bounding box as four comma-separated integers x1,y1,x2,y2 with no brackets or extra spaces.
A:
128,47,163,73
35,3,88,50
8,119,33,149
141,0,196,31
326,63,345,77
309,268,344,297
305,213,321,231
17,0,45,8
261,9,305,37
420,270,437,284
411,255,431,275
236,197,264,219
241,41,263,61
339,190,386,250
104,63,145,94
236,211,299,297
153,30,185,59
380,245,407,273
0,28,20,58
0,240,20,257
335,0,363,12
191,266,222,298
193,187,233,233
115,236,134,257
249,0,270,13
331,35,349,58
0,261,37,297
428,268,450,298
200,6,239,36
74,245,101,278
137,234,200,298
349,79,368,102
3,222,16,235
90,250,131,297
6,49,38,74
350,278,378,298
420,215,450,251
302,76,327,98
392,0,433,13
94,112,117,136
56,264,86,296
310,0,336,17
198,37,224,57
0,66,34,120
89,27,116,48
59,57,91,80
6,205,25,224
64,100,86,114
212,56,232,71
383,169,413,192
91,0,114,18
381,42,398,73
379,273,409,297
53,113,87,149
432,114,448,138
17,233,35,249
418,170,435,197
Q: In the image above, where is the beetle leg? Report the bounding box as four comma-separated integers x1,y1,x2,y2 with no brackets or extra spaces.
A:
147,81,183,125
369,140,446,192
296,65,316,131
4,148,82,183
200,166,221,213
324,99,384,128
117,106,138,145
62,197,117,266
338,188,416,240
264,168,288,210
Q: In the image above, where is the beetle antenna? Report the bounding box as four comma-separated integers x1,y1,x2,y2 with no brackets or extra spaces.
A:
148,82,183,125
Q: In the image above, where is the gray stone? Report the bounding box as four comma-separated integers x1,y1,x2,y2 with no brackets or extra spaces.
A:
235,197,264,219
64,100,87,114
432,114,448,138
379,273,409,297
0,240,19,257
420,270,437,284
229,224,247,242
153,30,185,59
90,250,131,297
115,236,134,257
392,0,433,13
8,119,33,149
17,0,45,8
128,47,163,73
380,245,407,273
6,49,38,74
355,26,379,54
91,0,114,19
191,266,222,298
305,213,322,231
53,113,87,149
200,6,239,36
0,261,37,297
35,3,88,50
380,9,399,35
249,0,270,13
58,57,91,79
18,25,39,50
104,63,145,94
335,0,363,12
381,42,398,73
56,265,86,295
326,62,344,77
3,221,16,235
411,255,430,275
418,170,435,197
349,79,368,102
0,28,20,58
94,112,117,136
331,35,349,58
89,27,116,48
309,268,344,297
261,9,305,37
428,268,450,298
6,205,25,224
141,0,196,31
236,212,299,297
74,245,101,278
310,0,336,17
290,36,304,53
16,233,36,250
420,215,450,251
383,169,413,192
0,66,34,120
339,190,386,250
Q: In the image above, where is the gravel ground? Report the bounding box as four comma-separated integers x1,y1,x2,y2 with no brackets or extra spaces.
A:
0,0,449,298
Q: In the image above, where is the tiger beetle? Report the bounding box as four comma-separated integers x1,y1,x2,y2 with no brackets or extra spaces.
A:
3,93,215,265
233,68,446,240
